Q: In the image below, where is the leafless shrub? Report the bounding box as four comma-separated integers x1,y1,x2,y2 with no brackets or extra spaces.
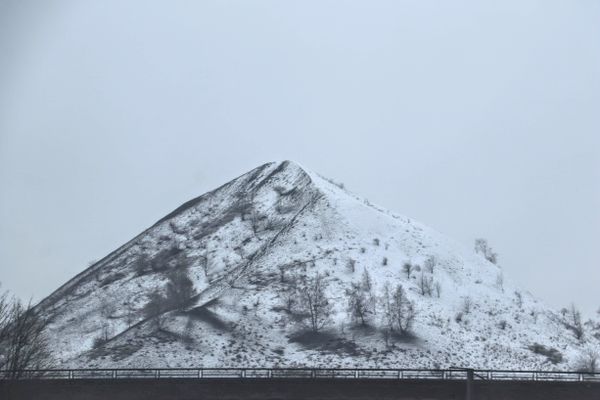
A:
496,272,504,292
455,312,464,323
514,291,523,308
462,297,473,314
346,258,356,273
474,238,498,264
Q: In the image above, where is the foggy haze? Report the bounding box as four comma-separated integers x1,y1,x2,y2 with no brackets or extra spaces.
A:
0,1,598,316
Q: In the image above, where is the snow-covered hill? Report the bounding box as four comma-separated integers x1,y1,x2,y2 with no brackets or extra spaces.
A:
37,161,599,369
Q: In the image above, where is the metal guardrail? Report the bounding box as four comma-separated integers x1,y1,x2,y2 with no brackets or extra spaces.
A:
1,368,599,382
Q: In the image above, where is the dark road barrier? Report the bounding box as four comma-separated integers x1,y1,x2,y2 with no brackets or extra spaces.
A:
1,367,599,382
1,368,600,400
1,376,600,400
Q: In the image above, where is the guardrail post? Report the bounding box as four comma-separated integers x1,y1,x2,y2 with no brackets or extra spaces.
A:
268,370,272,378
241,369,246,378
466,369,473,400
354,370,359,379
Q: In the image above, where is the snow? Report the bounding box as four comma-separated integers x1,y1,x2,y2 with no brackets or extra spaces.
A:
36,161,599,370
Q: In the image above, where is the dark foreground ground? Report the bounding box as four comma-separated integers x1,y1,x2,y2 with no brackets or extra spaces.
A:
2,378,600,400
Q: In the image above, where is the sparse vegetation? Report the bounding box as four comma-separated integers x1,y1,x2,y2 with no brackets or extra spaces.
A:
528,343,563,364
562,304,584,341
462,297,473,314
380,282,415,334
496,272,504,292
0,286,53,377
434,282,442,298
142,269,196,330
514,291,523,308
574,348,599,373
402,262,413,279
295,273,333,332
345,269,376,326
346,258,356,273
474,238,498,264
423,256,436,273
418,272,433,296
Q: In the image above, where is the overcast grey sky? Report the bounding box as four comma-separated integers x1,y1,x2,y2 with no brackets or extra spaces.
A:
0,0,598,316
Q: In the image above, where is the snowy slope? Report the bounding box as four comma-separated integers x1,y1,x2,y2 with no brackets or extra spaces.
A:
37,161,599,370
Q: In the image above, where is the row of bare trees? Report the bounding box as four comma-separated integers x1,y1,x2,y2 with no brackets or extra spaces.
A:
280,268,417,338
346,269,416,334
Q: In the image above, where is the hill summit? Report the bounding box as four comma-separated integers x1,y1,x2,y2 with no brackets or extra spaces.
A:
38,161,598,369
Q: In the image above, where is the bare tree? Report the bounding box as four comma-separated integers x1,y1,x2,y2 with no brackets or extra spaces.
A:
380,283,393,330
418,272,433,296
346,283,370,326
380,282,415,334
434,281,442,298
423,256,436,274
402,262,413,279
361,268,373,293
474,238,498,264
296,273,333,332
392,284,415,333
563,304,584,340
346,272,376,327
0,289,53,378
